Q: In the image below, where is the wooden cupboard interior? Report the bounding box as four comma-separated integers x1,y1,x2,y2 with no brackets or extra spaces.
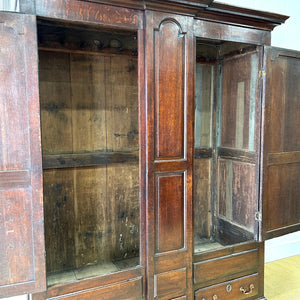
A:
38,20,140,286
194,40,260,253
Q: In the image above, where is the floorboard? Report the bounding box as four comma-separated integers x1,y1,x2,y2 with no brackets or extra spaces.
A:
264,255,300,299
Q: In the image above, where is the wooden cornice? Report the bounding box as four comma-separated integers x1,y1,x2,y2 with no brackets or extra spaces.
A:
198,2,289,30
79,0,289,30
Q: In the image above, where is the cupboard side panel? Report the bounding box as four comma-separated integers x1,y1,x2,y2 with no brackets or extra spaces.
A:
0,12,46,296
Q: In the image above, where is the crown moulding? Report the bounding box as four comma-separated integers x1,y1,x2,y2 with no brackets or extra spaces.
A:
82,0,289,30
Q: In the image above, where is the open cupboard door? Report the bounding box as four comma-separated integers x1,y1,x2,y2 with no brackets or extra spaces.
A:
0,12,46,297
261,46,300,240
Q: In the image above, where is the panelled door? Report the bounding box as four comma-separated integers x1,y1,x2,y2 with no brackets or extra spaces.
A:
0,12,46,297
261,46,300,240
144,11,194,300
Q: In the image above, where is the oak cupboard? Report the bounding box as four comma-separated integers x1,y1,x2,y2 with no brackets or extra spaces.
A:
0,1,299,299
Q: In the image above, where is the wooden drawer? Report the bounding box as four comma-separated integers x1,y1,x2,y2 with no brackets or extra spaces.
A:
194,249,258,286
195,274,259,300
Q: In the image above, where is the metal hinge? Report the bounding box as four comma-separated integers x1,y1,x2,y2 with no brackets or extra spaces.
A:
255,211,262,222
259,69,266,78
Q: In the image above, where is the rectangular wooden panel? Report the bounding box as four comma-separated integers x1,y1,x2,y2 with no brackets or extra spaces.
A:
262,47,300,239
195,64,213,148
154,20,185,159
221,52,259,151
154,268,186,298
194,158,211,239
265,163,300,233
0,12,46,296
106,56,139,152
218,159,256,231
194,249,259,286
195,274,259,300
39,51,73,154
156,173,185,253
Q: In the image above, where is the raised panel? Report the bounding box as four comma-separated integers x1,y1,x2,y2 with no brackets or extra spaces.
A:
265,163,300,234
154,268,186,298
154,20,185,159
156,173,185,253
0,12,46,297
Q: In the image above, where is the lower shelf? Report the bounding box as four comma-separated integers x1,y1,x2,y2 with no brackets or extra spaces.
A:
47,257,139,286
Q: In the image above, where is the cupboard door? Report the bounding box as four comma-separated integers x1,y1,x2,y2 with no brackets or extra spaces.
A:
262,46,300,239
0,12,46,296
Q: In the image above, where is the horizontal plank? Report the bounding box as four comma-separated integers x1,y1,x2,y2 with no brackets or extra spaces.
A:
0,170,31,190
36,0,142,30
218,147,257,163
267,151,300,166
33,267,143,299
194,19,270,45
195,148,213,159
48,277,143,300
154,268,186,298
43,151,139,169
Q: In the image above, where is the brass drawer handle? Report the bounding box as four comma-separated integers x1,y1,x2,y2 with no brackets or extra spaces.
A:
240,283,255,295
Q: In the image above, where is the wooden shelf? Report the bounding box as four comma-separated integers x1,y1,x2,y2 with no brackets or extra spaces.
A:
42,151,139,169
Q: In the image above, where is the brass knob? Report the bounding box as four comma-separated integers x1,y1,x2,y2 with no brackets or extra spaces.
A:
213,295,218,300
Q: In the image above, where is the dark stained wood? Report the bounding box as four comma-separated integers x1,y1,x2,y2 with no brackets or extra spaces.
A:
35,0,143,30
154,268,187,298
194,248,259,287
35,277,143,300
0,12,46,297
155,174,185,253
195,273,259,300
154,250,186,274
154,18,185,159
268,151,300,166
194,158,211,240
261,47,300,239
43,152,139,169
218,147,257,163
194,148,213,158
39,39,139,276
218,159,256,232
221,51,259,151
32,268,143,299
194,19,271,45
145,11,194,300
217,218,254,245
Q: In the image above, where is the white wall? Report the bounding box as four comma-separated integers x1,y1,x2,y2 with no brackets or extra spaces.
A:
0,0,19,11
217,0,300,51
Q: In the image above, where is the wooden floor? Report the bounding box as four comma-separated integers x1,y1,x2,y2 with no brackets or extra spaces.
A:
264,255,300,299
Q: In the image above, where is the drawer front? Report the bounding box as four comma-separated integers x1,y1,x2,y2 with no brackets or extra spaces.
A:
194,249,258,286
195,274,258,300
